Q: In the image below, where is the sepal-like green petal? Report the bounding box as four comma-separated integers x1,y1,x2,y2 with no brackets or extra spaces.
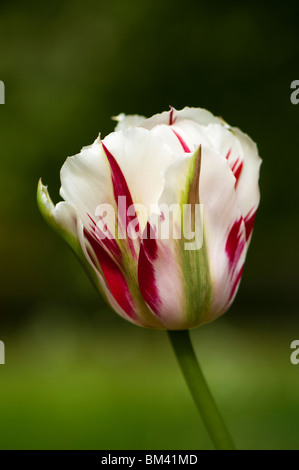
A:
37,179,107,300
37,178,80,252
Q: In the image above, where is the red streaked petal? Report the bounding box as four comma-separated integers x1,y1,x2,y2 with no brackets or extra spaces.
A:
225,218,246,273
137,222,161,316
229,126,261,222
169,106,176,125
228,265,244,303
84,228,136,319
101,142,134,210
101,141,135,220
87,213,121,261
101,141,139,257
230,158,244,187
226,148,232,160
171,129,191,153
233,161,243,187
244,209,257,241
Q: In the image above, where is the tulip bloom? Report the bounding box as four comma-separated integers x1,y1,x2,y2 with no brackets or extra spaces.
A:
38,107,261,330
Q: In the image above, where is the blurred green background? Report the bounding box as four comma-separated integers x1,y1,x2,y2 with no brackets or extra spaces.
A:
0,0,299,450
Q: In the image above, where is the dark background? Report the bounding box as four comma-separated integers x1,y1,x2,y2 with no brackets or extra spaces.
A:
0,0,298,450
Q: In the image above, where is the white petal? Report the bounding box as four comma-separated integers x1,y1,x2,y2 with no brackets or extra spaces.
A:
138,222,185,329
202,123,261,243
157,148,213,327
170,119,212,152
59,138,117,232
140,106,223,131
38,180,113,302
113,113,146,131
137,107,227,158
102,127,178,229
199,146,247,319
77,216,147,326
203,123,243,171
149,124,189,157
38,180,146,325
159,146,248,321
230,126,262,235
140,107,261,248
174,106,224,126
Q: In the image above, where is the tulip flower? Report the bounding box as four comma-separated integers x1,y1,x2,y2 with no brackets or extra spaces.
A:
37,106,261,450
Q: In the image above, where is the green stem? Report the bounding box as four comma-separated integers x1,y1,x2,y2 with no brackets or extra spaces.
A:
168,329,235,450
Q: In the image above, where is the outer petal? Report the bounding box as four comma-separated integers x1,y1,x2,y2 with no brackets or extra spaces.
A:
197,147,247,318
229,126,262,242
201,123,244,184
59,138,116,231
79,217,162,328
60,128,179,236
51,130,174,328
172,106,224,126
198,122,261,244
159,145,247,323
138,147,213,329
37,180,149,327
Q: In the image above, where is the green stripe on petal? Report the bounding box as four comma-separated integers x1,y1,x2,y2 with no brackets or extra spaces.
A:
159,147,213,328
180,147,213,326
181,231,212,327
